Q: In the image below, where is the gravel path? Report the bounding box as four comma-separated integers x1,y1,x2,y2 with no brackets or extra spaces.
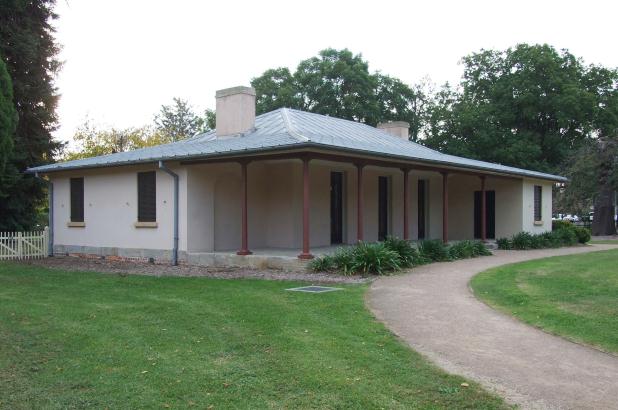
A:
367,245,618,410
17,256,371,284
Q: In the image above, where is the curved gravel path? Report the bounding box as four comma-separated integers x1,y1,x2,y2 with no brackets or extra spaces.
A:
368,245,618,410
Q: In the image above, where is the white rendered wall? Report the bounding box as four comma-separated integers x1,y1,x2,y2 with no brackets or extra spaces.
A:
522,179,553,234
51,164,187,253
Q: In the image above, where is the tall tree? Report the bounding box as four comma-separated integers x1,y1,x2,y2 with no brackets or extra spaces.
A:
424,44,597,173
154,98,208,141
251,48,427,140
558,66,618,234
0,0,62,230
0,57,16,171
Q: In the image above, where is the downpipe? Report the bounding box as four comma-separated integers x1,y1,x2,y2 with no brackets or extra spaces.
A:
34,172,54,256
158,161,179,265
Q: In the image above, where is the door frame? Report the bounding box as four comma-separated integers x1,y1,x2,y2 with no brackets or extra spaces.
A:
474,190,496,239
378,175,391,241
330,171,346,245
418,179,429,239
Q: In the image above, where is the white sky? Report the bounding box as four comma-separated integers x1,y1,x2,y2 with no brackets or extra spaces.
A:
53,0,618,144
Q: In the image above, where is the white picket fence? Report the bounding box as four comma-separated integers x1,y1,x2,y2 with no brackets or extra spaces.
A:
0,227,49,260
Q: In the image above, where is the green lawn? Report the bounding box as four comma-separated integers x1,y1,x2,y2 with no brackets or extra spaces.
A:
0,263,506,409
471,249,618,354
590,239,618,245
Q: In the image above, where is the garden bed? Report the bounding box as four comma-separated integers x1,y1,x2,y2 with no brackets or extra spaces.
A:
17,256,371,284
310,237,492,275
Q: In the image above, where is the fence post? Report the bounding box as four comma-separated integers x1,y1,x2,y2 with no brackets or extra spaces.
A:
44,227,49,258
17,232,23,260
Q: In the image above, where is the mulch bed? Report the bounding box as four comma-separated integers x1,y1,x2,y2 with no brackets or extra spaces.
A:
16,256,371,284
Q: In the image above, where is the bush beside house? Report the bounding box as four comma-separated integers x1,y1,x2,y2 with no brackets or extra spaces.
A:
309,237,491,276
496,221,590,250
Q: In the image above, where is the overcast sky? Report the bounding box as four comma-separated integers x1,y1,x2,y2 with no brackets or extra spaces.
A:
53,0,618,144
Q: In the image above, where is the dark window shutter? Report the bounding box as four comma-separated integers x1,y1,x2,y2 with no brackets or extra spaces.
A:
534,185,542,221
138,172,156,222
70,177,84,222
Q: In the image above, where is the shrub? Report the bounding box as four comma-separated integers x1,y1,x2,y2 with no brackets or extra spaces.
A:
383,236,418,268
418,239,450,262
529,234,547,249
307,255,335,272
351,242,400,275
332,247,355,275
552,220,573,231
574,227,591,244
496,237,511,250
540,231,562,248
309,238,491,275
448,240,475,259
511,232,534,250
555,227,578,246
472,240,492,256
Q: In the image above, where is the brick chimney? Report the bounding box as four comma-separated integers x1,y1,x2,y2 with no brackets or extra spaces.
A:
377,121,410,140
215,86,256,137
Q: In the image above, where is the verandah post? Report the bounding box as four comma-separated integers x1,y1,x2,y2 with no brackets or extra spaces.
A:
298,155,314,259
237,160,252,256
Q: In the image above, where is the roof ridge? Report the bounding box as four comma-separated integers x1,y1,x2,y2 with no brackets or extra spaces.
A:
280,108,309,142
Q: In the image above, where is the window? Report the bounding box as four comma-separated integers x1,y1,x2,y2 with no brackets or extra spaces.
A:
138,171,156,222
70,177,84,222
534,185,542,222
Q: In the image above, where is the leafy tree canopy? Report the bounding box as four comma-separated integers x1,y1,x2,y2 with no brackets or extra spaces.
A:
424,44,606,173
66,98,215,160
251,48,427,141
64,121,170,161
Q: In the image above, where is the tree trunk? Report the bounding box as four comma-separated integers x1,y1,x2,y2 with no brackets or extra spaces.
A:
591,184,616,236
591,138,617,236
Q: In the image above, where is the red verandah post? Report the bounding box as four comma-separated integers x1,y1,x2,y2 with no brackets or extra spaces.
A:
237,160,252,255
298,156,314,259
442,171,449,244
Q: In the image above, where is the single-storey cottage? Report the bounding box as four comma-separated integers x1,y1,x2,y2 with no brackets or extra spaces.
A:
29,86,565,267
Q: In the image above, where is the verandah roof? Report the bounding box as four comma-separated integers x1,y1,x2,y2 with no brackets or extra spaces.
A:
28,108,566,182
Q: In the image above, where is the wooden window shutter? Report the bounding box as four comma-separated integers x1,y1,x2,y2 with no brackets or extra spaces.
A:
70,177,84,222
534,185,542,221
138,171,157,222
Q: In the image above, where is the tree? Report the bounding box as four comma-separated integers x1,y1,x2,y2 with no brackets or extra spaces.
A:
0,57,16,172
424,44,598,173
251,48,427,140
64,121,169,161
558,66,618,234
154,98,208,141
0,0,62,230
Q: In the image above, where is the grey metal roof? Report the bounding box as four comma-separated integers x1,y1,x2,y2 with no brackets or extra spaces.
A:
28,108,566,181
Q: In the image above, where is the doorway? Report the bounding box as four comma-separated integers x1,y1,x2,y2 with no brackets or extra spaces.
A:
330,172,344,244
418,180,427,239
378,176,389,241
474,190,496,239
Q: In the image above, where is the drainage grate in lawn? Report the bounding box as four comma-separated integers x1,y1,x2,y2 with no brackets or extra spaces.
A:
286,286,342,293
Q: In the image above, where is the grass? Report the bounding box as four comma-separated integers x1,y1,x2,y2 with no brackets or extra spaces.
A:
0,262,507,409
471,249,618,354
590,239,618,245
